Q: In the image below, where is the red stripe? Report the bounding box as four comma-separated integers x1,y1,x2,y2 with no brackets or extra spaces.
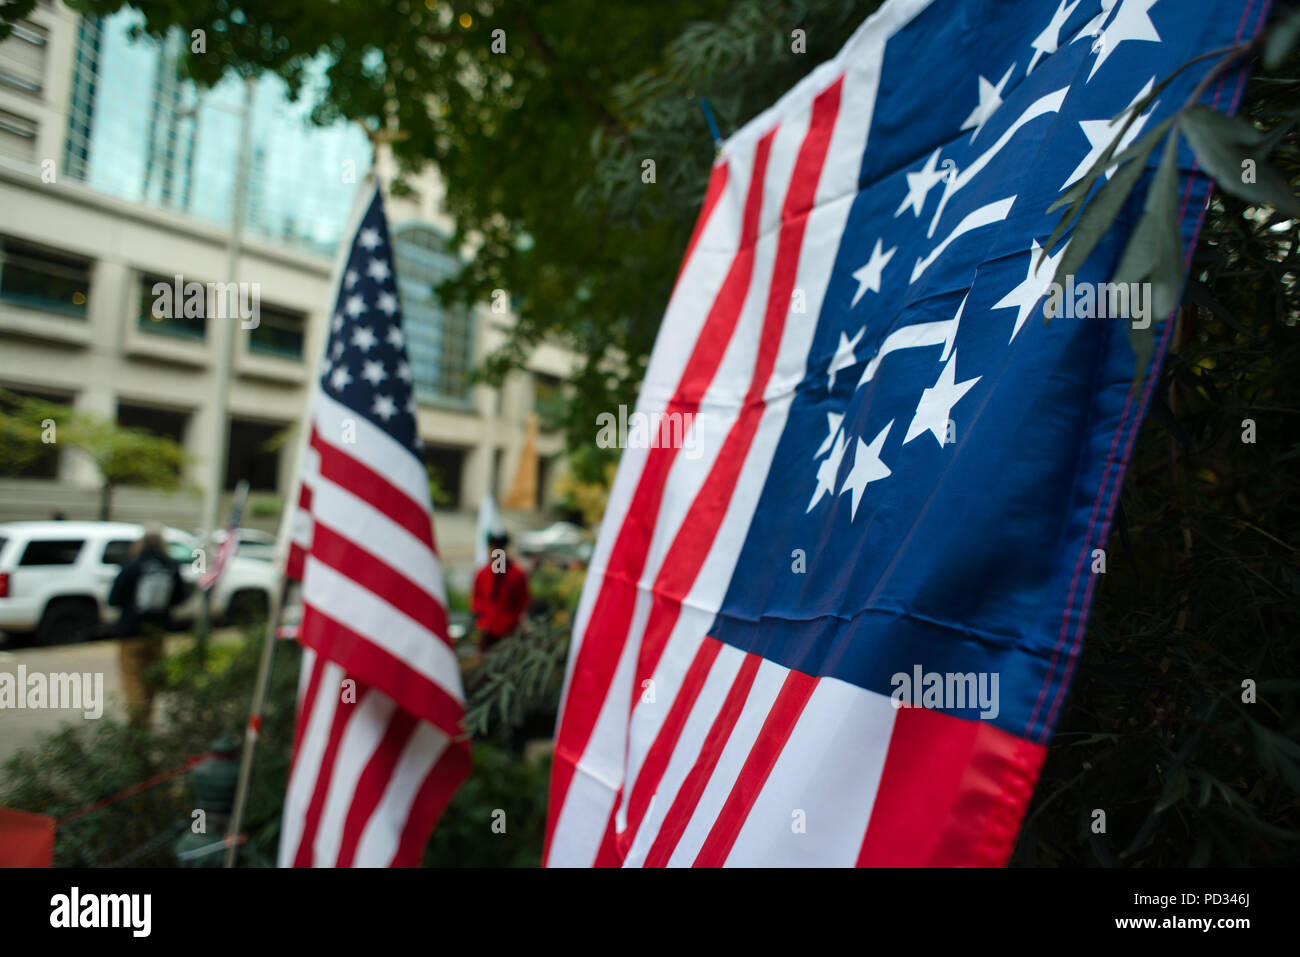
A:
310,522,450,645
310,428,437,552
672,162,730,298
642,653,761,867
545,130,777,862
298,604,464,738
392,738,472,867
286,544,306,583
290,650,325,769
692,668,817,866
291,680,365,867
624,77,844,794
857,706,1046,867
609,637,723,860
333,707,418,867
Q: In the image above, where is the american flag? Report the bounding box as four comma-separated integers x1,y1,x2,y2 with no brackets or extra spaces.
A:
279,184,470,868
546,0,1266,866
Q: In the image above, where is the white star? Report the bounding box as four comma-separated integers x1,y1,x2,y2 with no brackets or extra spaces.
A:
1027,0,1081,75
1061,78,1156,190
371,394,397,420
329,365,352,392
345,270,359,289
1088,0,1159,82
345,293,368,318
406,396,418,415
895,149,945,218
377,291,398,315
351,325,377,352
386,326,405,348
904,353,980,447
358,227,382,251
994,240,1070,342
1072,0,1117,43
828,327,864,390
361,359,388,386
331,312,344,333
960,62,1015,141
807,429,848,512
396,361,412,382
367,258,391,283
814,411,845,458
331,339,344,360
839,421,894,520
850,240,896,307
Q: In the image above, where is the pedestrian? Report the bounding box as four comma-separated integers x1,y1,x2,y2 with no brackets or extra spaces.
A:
471,531,530,653
108,524,185,725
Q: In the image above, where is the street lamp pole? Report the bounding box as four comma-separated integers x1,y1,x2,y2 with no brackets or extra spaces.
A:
197,73,256,646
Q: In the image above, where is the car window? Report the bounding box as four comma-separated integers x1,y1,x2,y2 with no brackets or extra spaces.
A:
102,540,133,565
19,539,85,566
167,541,193,564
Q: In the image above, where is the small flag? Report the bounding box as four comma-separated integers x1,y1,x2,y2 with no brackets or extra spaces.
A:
199,480,248,592
279,184,470,867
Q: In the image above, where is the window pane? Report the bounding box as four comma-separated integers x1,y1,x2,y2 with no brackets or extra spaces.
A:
101,540,132,565
138,274,206,340
19,539,85,565
0,238,91,318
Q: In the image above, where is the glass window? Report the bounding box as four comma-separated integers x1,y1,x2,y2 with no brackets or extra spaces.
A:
0,237,91,318
392,224,472,405
19,539,85,566
101,540,132,565
138,273,206,340
248,303,305,359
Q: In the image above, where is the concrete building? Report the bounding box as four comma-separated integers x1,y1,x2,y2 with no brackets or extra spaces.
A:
0,2,572,565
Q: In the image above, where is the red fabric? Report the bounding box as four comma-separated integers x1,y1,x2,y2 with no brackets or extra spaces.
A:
857,705,1046,867
0,807,55,867
472,562,530,642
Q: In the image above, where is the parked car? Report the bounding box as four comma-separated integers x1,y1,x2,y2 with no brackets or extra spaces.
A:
517,521,592,563
210,526,277,562
0,521,279,645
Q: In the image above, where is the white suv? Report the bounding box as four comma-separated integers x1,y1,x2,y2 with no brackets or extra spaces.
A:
0,521,279,645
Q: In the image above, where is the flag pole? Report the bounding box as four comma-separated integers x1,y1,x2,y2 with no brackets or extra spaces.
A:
221,148,386,868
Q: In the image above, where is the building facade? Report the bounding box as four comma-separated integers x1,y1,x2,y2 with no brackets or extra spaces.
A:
0,2,571,561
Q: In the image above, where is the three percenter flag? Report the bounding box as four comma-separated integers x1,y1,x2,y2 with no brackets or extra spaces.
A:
279,184,470,867
546,0,1269,866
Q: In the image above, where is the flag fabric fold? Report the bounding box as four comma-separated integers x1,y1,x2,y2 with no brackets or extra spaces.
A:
279,184,469,868
546,0,1268,867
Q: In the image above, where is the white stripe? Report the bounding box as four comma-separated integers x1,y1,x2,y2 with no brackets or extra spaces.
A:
278,656,344,867
310,688,396,867
722,679,896,866
664,656,786,866
621,643,746,867
353,720,450,866
312,390,432,510
309,466,448,608
302,557,462,703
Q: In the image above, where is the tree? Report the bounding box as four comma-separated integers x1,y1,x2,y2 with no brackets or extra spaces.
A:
0,390,189,520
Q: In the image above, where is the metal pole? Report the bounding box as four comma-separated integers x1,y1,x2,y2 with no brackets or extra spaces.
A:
222,576,288,867
198,74,256,646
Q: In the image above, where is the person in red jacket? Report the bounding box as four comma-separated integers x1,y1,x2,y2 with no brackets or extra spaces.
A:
472,532,530,652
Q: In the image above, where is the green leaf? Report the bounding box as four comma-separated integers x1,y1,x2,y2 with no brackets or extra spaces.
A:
1180,105,1300,218
1263,7,1300,71
1051,122,1171,288
1113,132,1183,383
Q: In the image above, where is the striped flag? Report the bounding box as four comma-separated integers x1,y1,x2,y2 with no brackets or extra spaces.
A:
279,184,470,868
546,0,1266,866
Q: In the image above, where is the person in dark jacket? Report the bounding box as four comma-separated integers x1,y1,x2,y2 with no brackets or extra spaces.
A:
108,525,185,724
472,532,530,653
